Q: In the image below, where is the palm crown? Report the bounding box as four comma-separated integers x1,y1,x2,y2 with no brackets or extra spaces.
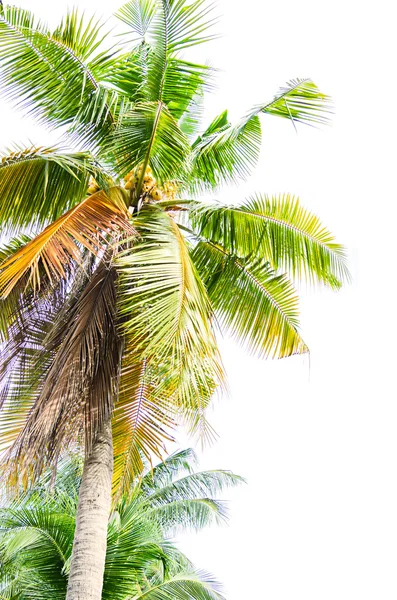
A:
0,1,348,493
0,449,241,599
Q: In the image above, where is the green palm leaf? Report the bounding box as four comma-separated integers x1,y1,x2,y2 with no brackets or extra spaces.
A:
0,507,74,598
146,498,228,533
190,195,349,288
110,101,190,185
133,571,224,600
147,470,244,504
247,78,332,128
190,110,261,192
191,240,308,358
116,0,157,40
0,6,123,148
1,450,239,599
141,449,198,490
0,146,100,231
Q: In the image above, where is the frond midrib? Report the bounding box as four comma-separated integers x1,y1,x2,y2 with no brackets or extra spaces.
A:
204,240,299,330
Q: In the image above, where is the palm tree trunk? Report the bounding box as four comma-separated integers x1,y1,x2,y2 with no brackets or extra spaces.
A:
66,419,113,600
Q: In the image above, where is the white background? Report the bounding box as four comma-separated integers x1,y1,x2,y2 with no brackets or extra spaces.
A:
1,0,397,598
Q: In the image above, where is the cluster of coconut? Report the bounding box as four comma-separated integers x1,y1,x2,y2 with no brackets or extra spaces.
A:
123,165,162,201
85,166,179,204
123,165,179,202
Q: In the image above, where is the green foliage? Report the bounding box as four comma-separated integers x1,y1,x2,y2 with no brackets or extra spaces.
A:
0,450,240,599
190,112,262,192
0,147,100,232
110,101,190,181
189,195,349,288
0,0,348,487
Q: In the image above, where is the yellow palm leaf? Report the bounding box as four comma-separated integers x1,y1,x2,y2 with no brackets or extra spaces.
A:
0,188,132,297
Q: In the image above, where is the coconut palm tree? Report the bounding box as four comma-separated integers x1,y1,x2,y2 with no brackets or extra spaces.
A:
0,449,241,600
0,1,349,598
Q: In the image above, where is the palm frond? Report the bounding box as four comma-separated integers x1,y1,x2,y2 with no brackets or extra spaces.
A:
2,261,121,480
0,449,242,598
146,470,244,505
189,195,349,288
154,0,218,53
191,240,308,358
0,235,33,341
0,507,74,598
246,78,332,128
116,0,156,40
117,206,224,437
147,498,228,534
110,101,190,186
141,449,198,491
0,280,59,444
145,0,217,104
132,570,225,600
190,110,261,192
162,59,214,121
0,146,102,231
103,505,165,600
178,89,205,138
0,188,132,297
112,357,176,498
0,6,123,148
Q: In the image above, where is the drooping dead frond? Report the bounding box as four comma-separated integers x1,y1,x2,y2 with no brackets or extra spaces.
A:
2,260,122,482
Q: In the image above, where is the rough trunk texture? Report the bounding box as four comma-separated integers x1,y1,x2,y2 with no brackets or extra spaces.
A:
66,420,113,600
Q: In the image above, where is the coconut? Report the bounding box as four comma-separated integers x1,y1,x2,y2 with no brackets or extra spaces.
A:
151,188,163,201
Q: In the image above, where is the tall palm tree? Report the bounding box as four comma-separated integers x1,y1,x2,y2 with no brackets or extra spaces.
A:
0,449,242,600
0,1,349,598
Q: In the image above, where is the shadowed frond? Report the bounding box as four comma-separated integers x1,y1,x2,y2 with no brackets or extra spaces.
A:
0,146,102,231
189,195,349,288
2,261,121,480
0,235,33,341
191,240,308,358
0,278,61,437
0,187,132,297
